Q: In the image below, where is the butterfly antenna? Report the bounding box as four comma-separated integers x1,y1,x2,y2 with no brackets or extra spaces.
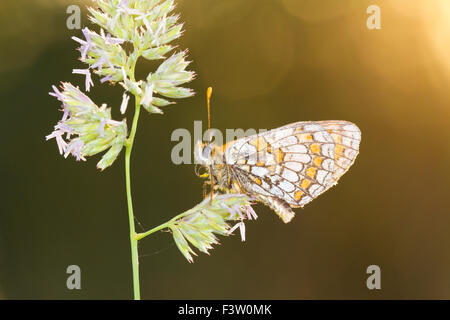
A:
206,87,214,202
207,87,213,142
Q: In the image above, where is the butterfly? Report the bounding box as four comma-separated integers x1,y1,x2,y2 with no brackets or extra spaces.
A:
194,89,361,223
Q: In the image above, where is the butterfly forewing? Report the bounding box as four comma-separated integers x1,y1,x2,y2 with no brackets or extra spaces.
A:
224,121,360,208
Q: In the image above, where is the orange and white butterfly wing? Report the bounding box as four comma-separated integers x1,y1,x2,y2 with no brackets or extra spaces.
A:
223,121,361,221
315,121,361,184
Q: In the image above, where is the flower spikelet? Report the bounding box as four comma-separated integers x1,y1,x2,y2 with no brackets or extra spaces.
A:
80,0,195,114
168,194,258,263
46,83,127,170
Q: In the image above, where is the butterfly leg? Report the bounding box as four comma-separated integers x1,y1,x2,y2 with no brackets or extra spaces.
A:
202,181,209,199
203,180,221,199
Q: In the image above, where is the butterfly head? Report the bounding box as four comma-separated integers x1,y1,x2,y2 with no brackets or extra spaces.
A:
194,87,216,180
194,140,214,171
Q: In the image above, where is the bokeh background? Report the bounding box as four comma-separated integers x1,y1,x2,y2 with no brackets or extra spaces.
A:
1,0,449,299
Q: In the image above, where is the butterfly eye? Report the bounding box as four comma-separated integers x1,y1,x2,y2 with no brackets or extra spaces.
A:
202,144,213,159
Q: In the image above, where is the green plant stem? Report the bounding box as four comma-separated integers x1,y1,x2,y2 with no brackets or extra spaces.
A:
135,205,199,241
125,95,142,300
136,222,170,241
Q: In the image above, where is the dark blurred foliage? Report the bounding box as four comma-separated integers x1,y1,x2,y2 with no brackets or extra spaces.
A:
0,0,449,299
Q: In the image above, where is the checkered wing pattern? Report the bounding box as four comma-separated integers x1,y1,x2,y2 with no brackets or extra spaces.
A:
224,121,361,208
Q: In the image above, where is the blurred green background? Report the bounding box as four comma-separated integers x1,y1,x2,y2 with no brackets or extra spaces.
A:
1,0,449,299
